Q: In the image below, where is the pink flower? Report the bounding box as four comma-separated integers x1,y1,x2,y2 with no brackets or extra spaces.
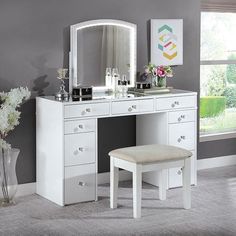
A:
157,67,166,77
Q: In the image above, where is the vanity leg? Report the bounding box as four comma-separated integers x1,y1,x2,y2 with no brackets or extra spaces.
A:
158,169,167,200
133,164,142,218
110,157,119,209
183,158,191,209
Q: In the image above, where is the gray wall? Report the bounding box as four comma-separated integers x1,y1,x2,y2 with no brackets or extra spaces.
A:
0,0,230,185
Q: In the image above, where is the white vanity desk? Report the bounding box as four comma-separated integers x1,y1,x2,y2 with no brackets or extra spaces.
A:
36,89,197,206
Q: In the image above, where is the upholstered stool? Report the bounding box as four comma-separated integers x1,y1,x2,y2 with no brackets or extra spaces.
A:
109,144,192,218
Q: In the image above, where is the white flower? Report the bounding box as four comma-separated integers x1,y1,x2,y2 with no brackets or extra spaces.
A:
0,139,11,149
0,87,31,147
0,87,31,109
0,105,20,135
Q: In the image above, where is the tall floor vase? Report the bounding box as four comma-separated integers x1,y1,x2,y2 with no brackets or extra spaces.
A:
0,148,20,206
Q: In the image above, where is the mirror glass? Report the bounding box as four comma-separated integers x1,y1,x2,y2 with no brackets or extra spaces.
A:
70,20,136,92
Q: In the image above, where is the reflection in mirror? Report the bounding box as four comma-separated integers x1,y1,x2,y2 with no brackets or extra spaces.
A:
70,20,136,92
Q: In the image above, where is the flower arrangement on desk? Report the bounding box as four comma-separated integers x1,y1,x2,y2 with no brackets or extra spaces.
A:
0,87,31,206
144,63,173,88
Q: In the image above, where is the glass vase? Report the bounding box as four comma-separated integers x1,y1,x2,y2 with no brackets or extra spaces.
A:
0,148,20,206
157,76,167,88
151,76,158,87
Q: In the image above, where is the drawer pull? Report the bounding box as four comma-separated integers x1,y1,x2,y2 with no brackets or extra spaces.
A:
81,108,92,115
78,181,86,186
128,105,137,112
73,150,79,155
78,124,84,129
171,101,180,108
73,147,84,155
177,136,186,142
74,124,84,132
177,169,182,175
178,115,186,122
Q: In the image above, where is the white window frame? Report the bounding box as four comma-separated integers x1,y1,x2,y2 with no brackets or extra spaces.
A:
200,11,236,142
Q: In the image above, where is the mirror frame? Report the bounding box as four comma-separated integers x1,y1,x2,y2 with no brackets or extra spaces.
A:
69,19,137,93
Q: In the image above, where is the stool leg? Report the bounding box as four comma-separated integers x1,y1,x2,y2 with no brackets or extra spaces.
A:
158,169,167,200
183,158,191,209
110,157,119,209
133,164,142,218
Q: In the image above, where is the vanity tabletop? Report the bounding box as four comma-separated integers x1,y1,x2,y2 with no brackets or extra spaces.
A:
38,89,197,105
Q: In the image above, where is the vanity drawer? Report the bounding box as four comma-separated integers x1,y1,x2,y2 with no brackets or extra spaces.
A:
168,110,196,124
65,132,96,166
64,119,96,134
168,151,196,188
64,164,96,204
111,99,154,115
156,96,196,111
64,102,110,119
168,122,195,150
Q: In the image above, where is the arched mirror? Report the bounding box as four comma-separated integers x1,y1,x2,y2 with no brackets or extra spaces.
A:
69,19,137,92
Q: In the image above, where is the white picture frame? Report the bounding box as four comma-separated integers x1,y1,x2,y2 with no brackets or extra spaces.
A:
151,19,183,66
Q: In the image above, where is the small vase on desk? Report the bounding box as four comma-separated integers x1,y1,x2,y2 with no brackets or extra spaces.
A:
157,76,166,88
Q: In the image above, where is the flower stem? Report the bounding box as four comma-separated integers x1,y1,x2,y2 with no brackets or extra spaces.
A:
1,148,9,202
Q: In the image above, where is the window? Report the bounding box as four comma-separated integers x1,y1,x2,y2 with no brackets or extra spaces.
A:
200,12,236,138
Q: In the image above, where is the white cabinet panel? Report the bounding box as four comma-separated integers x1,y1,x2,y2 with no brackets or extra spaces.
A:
168,110,195,124
65,164,96,204
65,132,96,166
64,119,96,134
64,102,109,118
156,96,196,111
168,122,195,150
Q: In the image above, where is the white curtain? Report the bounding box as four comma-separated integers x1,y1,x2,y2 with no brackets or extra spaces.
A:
201,0,236,12
101,26,130,80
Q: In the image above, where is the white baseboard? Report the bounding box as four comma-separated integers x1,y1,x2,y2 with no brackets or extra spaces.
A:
16,182,36,197
97,170,132,184
16,171,132,197
197,155,236,170
16,155,236,197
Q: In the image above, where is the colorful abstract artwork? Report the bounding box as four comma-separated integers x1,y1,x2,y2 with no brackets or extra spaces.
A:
151,19,183,66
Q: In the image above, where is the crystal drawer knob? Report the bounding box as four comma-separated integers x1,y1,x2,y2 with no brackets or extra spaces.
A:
86,108,91,112
132,105,137,109
177,170,182,175
178,136,186,142
128,107,132,112
78,124,84,129
78,147,84,152
78,181,86,186
178,115,185,122
74,150,79,155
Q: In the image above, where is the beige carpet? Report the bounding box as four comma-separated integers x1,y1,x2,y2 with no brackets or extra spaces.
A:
0,166,236,235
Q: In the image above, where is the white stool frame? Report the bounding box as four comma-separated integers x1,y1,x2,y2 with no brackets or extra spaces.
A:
110,157,191,218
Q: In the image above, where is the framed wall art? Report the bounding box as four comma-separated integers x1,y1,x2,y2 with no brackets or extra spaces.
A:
151,19,183,66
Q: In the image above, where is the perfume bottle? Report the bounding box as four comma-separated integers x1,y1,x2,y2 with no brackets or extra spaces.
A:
112,68,120,93
105,67,112,89
120,74,128,94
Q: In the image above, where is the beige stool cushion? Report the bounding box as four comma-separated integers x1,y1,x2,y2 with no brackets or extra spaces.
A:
109,144,192,164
